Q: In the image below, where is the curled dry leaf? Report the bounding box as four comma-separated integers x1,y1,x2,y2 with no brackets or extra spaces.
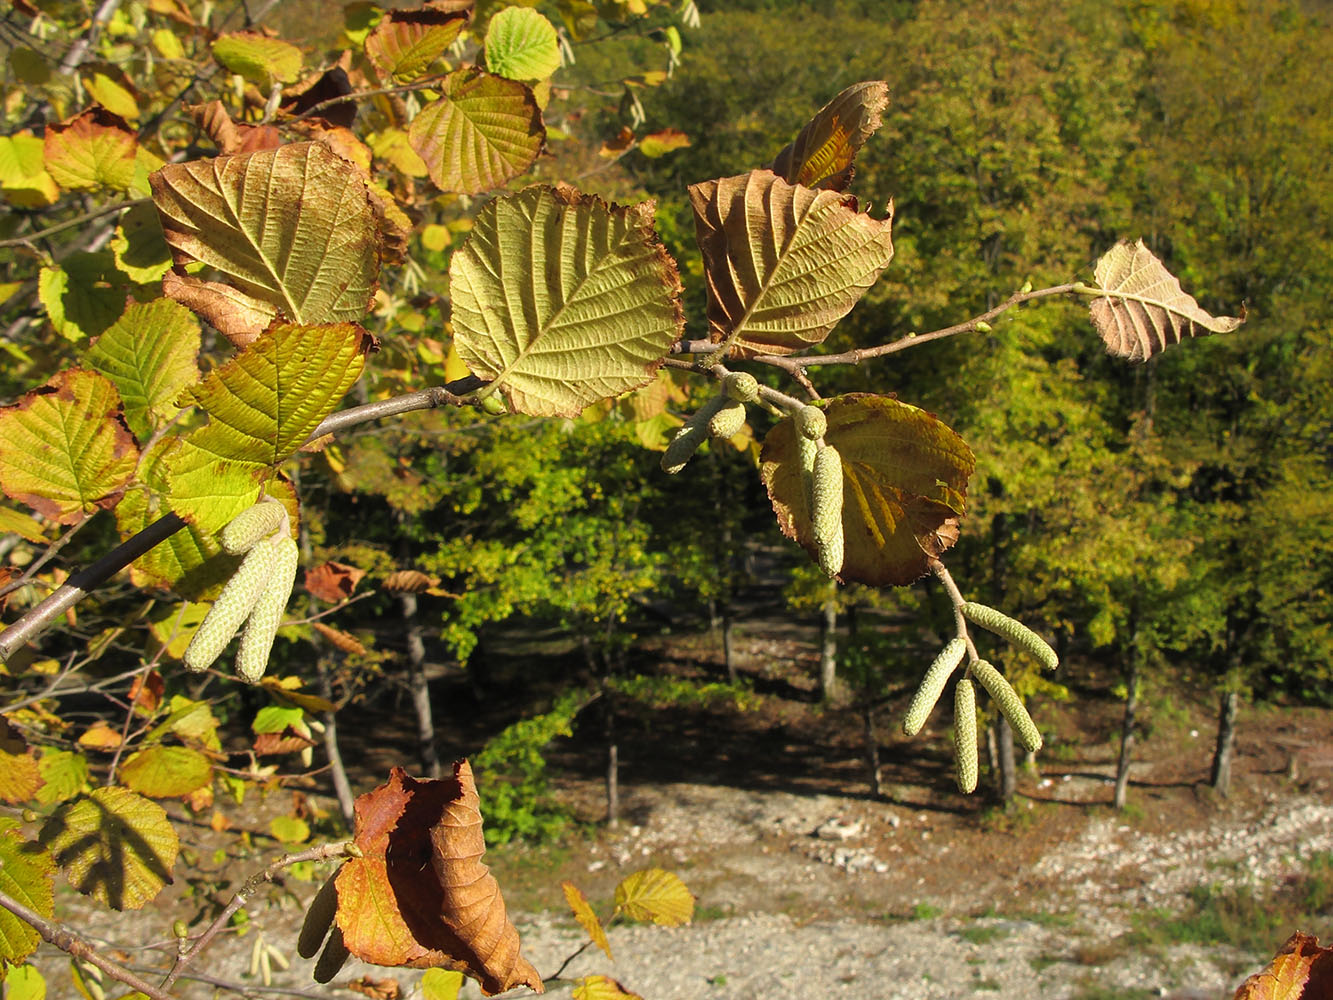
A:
382,569,435,594
1088,239,1245,361
312,622,368,655
1232,931,1333,999
768,80,890,192
188,101,281,155
304,561,366,603
332,763,543,996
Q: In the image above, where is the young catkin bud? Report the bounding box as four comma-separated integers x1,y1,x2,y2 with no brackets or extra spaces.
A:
723,371,759,403
235,534,300,684
954,678,978,794
969,659,1043,753
183,540,279,672
219,499,286,555
298,877,340,960
795,405,827,441
903,638,968,736
961,602,1059,670
708,399,747,440
811,445,844,576
660,396,728,474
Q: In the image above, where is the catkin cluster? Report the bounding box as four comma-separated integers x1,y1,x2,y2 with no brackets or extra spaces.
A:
792,404,843,577
660,371,758,475
184,499,299,683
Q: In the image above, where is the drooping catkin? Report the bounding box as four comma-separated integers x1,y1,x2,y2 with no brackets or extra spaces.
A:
235,534,300,684
708,399,747,440
969,659,1043,753
960,601,1059,670
811,445,844,576
795,405,827,440
723,371,759,403
798,433,818,496
183,539,278,672
903,637,968,736
661,395,728,474
954,678,978,794
297,875,339,959
219,499,286,555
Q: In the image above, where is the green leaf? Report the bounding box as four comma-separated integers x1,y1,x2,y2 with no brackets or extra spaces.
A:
119,746,213,798
612,867,693,926
0,369,139,525
365,6,468,82
689,170,894,357
420,969,465,1000
211,31,303,88
164,321,370,534
485,7,561,82
39,786,179,911
761,394,974,586
0,132,60,207
269,815,310,844
146,696,221,749
253,704,305,734
768,80,889,192
0,819,54,966
35,749,89,805
2,962,45,1000
82,65,140,120
110,201,173,284
638,129,690,159
407,67,545,195
85,299,201,440
151,142,383,346
38,252,131,342
450,185,683,417
42,108,138,192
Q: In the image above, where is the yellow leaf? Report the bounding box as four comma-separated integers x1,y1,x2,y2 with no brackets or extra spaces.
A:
613,867,693,926
572,975,643,1000
561,881,612,959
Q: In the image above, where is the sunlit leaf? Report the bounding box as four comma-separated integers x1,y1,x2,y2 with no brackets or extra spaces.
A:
35,749,89,805
561,881,611,959
484,7,560,82
38,252,132,342
0,369,139,525
77,722,124,750
270,815,311,843
613,868,693,926
81,65,140,120
164,321,371,534
39,786,179,910
768,80,889,191
368,128,429,178
110,201,173,284
0,132,60,207
365,5,468,82
0,720,42,803
0,506,48,544
761,393,974,586
1088,239,1245,360
638,128,689,159
334,764,543,995
2,962,45,999
0,818,55,965
211,31,303,88
43,108,138,192
689,170,894,357
572,976,642,1000
119,746,213,798
407,68,544,195
420,969,465,1000
450,185,683,417
85,298,201,440
1232,931,1333,1000
151,142,383,346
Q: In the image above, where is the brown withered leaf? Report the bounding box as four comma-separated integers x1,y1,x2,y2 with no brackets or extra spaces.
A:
313,622,368,656
1233,931,1333,1000
1088,239,1245,361
768,81,889,192
188,101,282,155
333,764,544,996
129,670,165,714
254,731,316,756
347,976,402,1000
382,570,435,594
365,3,470,83
689,170,894,357
305,561,367,603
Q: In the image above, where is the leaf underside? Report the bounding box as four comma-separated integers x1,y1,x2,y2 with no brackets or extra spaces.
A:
1089,239,1245,361
768,80,890,192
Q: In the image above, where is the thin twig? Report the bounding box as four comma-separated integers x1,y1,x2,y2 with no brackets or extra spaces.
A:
287,74,452,124
0,888,176,1000
161,841,354,990
58,0,124,73
0,199,147,250
0,513,92,599
930,559,979,662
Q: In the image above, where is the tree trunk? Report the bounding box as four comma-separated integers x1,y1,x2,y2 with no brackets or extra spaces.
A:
994,717,1016,803
604,692,619,828
818,585,838,701
400,591,441,779
315,658,355,825
1210,688,1240,795
1113,645,1139,810
722,613,736,683
863,702,882,798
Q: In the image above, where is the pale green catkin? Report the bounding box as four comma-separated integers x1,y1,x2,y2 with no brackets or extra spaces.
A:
795,405,827,440
661,395,728,474
182,539,278,672
798,433,819,495
219,499,285,555
954,679,978,794
235,534,300,684
902,637,968,736
708,399,747,440
811,445,844,576
969,659,1043,753
723,372,759,403
960,601,1059,670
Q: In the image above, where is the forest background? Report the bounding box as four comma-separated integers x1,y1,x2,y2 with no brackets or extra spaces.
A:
1,0,1332,995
